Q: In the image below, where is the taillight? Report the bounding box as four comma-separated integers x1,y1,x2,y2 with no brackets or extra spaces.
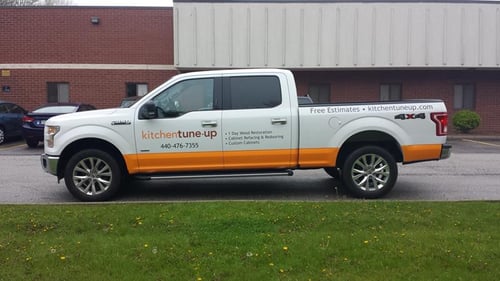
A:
431,112,448,136
22,116,34,123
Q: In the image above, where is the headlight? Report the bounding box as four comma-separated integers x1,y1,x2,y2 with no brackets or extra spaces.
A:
46,125,60,148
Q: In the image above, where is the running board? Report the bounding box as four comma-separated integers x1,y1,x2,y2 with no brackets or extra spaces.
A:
134,169,294,181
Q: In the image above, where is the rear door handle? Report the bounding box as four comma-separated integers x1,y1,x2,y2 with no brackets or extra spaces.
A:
201,120,218,127
271,118,287,125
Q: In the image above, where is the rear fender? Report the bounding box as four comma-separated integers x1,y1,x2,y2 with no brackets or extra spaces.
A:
330,117,408,166
329,117,409,149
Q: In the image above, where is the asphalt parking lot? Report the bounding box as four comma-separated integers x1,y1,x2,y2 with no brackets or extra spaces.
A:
0,136,499,203
448,137,500,153
0,138,43,155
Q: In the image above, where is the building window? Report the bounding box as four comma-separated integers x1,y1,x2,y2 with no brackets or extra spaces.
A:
380,84,402,101
126,83,148,97
47,83,69,103
454,84,475,109
308,84,330,103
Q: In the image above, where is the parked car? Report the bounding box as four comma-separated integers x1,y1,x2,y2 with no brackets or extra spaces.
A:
22,103,96,148
0,100,27,145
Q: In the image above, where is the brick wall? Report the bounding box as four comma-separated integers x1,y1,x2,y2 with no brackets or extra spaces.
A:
0,7,173,64
294,70,500,134
0,7,176,110
0,69,178,110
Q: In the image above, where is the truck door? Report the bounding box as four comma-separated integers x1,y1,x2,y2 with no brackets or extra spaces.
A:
133,77,223,173
221,75,293,169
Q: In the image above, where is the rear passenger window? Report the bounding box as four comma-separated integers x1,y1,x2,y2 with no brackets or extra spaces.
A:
228,76,281,109
10,105,24,114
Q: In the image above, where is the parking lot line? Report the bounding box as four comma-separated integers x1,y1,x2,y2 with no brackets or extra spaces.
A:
0,143,26,151
462,139,500,148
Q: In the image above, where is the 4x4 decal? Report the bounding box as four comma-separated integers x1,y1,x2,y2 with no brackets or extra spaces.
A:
394,113,425,120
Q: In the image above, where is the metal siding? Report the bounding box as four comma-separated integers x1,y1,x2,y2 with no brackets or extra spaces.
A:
445,7,459,66
267,7,285,66
285,7,301,66
174,2,500,69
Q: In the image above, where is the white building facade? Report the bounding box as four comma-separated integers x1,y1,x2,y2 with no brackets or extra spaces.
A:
174,0,500,70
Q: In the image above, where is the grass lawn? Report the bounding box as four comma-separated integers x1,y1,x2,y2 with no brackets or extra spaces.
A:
0,201,498,281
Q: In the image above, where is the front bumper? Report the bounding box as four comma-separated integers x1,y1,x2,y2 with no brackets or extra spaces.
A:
440,143,452,159
41,154,59,176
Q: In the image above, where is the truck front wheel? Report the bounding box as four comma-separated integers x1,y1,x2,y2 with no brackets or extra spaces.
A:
64,149,122,201
341,146,397,199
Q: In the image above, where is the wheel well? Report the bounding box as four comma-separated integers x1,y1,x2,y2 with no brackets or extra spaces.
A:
57,138,128,180
336,131,403,168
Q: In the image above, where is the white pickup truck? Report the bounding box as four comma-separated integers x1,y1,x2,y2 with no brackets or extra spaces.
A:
41,69,451,201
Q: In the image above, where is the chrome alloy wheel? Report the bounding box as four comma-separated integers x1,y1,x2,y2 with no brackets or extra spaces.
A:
350,153,390,192
72,157,113,196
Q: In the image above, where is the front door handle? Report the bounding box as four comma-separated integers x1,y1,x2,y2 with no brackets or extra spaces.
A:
201,120,218,127
271,118,287,125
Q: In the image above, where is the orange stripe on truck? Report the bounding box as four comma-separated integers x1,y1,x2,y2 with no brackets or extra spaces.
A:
124,151,223,174
223,149,297,169
298,148,339,168
124,148,339,174
124,145,441,174
125,149,298,173
402,144,442,163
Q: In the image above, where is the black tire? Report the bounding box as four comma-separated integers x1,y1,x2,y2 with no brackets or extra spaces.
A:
341,146,397,199
324,167,341,179
26,139,39,148
64,149,122,201
0,126,5,145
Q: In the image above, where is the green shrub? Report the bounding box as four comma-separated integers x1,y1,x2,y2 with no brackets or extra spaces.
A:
452,110,481,133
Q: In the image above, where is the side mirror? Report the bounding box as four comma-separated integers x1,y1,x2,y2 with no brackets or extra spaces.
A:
139,101,158,119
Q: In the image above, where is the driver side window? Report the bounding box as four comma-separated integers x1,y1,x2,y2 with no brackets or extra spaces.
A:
152,78,214,118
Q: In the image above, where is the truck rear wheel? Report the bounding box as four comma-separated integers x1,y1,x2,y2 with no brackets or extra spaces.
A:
341,146,397,199
64,149,122,201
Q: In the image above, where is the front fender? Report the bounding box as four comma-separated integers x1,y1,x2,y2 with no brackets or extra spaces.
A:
45,125,135,156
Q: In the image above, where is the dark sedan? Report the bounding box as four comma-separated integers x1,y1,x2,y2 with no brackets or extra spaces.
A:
0,100,27,145
22,103,96,148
